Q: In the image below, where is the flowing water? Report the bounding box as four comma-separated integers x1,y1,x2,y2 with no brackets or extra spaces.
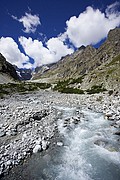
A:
3,107,120,180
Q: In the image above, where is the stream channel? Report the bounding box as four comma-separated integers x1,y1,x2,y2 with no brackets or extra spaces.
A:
2,106,120,180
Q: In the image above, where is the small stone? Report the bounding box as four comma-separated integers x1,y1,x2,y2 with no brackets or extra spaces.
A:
6,160,12,166
18,154,22,160
0,124,3,128
0,130,6,137
35,138,41,145
22,133,27,141
33,145,41,153
42,140,48,150
108,116,115,121
116,120,120,126
57,142,63,146
23,152,27,156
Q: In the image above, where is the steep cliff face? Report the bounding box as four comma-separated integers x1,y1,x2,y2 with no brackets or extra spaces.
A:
31,28,120,90
0,53,19,83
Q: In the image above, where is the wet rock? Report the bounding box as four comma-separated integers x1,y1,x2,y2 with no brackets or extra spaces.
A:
72,116,81,124
114,131,120,136
94,139,119,152
94,139,108,147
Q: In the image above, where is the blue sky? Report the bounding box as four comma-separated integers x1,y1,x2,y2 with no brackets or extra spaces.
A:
0,0,120,69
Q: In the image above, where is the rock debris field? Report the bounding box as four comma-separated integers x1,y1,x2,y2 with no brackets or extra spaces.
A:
0,90,120,177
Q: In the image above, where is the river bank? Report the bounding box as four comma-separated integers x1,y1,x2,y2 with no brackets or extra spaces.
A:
0,90,120,178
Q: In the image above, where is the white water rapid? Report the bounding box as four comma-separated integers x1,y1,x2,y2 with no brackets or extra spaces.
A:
2,106,120,180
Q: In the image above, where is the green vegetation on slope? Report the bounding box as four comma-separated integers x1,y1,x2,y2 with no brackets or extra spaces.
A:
86,85,107,94
0,82,51,97
107,54,120,67
53,77,84,94
69,76,84,84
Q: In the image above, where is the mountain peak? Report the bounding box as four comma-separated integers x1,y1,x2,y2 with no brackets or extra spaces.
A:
108,27,120,42
78,45,86,51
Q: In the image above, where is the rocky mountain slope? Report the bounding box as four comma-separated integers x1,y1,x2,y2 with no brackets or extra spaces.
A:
32,28,120,91
0,54,20,84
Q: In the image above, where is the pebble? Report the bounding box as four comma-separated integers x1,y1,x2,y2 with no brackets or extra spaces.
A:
33,145,41,153
0,130,6,137
57,142,64,146
42,140,48,150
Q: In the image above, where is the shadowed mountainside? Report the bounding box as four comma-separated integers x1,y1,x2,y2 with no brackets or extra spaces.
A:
0,53,20,84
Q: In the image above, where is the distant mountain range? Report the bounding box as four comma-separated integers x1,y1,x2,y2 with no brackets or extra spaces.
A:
32,28,120,91
0,28,120,92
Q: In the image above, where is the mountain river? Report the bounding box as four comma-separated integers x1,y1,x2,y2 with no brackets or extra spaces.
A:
2,106,120,180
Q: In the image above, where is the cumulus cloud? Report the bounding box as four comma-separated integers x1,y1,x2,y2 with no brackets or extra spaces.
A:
46,37,74,60
65,3,120,47
2,2,120,69
12,13,41,33
0,37,29,68
19,36,74,67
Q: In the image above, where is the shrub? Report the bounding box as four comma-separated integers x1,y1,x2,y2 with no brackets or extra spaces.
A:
86,85,106,94
0,82,51,97
61,87,84,94
70,76,84,84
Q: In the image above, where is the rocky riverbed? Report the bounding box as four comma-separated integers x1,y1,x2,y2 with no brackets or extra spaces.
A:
0,90,120,178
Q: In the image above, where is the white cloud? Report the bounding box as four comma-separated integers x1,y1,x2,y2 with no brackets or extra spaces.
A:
2,2,119,69
0,37,29,68
65,3,120,47
19,36,74,67
106,2,120,18
46,37,74,60
12,13,41,33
